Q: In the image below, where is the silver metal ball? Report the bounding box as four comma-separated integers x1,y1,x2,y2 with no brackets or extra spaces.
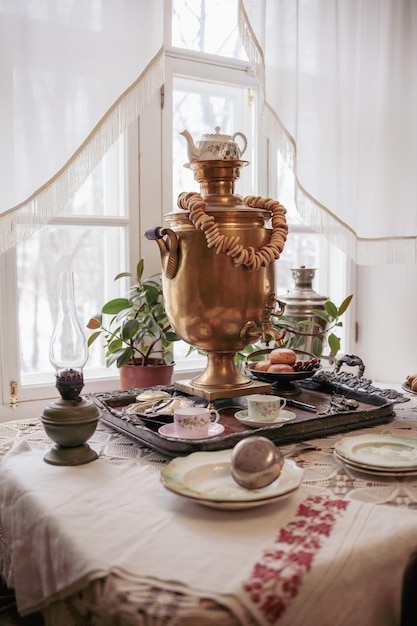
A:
231,436,284,489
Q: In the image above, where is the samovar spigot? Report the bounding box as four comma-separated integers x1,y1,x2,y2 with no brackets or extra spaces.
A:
260,324,286,346
240,294,286,346
262,294,286,345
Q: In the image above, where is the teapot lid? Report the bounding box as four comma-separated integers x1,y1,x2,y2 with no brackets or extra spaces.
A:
201,126,232,141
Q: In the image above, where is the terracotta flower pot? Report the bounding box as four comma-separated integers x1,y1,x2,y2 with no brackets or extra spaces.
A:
119,363,174,391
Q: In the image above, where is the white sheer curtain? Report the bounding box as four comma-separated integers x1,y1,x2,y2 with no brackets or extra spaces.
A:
240,0,417,264
3,0,416,265
0,0,164,253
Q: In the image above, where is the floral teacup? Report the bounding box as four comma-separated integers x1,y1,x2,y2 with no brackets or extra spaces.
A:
173,407,220,439
247,395,287,422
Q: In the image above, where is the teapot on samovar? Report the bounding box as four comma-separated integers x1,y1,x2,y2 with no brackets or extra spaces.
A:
180,126,248,161
146,127,289,395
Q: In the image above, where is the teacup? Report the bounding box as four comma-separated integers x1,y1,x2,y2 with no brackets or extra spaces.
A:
247,394,287,422
173,407,220,439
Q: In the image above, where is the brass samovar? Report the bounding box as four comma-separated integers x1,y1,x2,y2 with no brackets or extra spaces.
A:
146,128,288,401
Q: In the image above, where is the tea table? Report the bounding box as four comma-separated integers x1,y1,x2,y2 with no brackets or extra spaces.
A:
0,391,417,626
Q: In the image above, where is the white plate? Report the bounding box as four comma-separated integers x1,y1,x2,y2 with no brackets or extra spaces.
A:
160,449,304,510
334,434,417,471
333,449,417,477
158,422,225,440
234,409,296,429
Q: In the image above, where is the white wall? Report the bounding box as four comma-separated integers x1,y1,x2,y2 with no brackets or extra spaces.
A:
355,263,417,384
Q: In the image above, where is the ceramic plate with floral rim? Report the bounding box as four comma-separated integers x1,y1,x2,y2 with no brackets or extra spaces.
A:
335,434,417,471
160,449,304,510
333,449,417,477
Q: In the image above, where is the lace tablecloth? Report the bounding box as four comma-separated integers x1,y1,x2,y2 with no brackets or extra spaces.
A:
0,391,416,626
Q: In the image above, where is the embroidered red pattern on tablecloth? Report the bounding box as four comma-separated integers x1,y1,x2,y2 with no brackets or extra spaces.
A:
242,495,350,624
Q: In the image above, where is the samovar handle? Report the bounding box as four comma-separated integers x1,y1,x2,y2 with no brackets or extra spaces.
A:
145,226,179,280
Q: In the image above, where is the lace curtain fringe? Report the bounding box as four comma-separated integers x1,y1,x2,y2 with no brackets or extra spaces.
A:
263,105,417,265
0,48,165,255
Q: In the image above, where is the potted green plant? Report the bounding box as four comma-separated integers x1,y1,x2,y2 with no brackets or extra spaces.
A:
87,259,180,390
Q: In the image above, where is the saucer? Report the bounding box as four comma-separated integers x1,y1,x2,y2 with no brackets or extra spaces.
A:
158,422,225,440
234,409,296,429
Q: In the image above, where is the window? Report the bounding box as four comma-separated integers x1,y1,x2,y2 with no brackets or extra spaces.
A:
0,128,139,415
172,76,257,203
171,0,247,60
166,0,352,357
0,0,353,420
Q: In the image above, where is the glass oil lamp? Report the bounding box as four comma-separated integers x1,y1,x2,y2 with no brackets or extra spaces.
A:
41,271,99,466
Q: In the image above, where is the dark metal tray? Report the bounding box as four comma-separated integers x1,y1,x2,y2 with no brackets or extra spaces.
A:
90,377,405,458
